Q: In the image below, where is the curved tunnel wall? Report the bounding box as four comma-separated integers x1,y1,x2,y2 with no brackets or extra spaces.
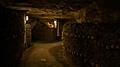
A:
32,22,57,42
63,22,120,67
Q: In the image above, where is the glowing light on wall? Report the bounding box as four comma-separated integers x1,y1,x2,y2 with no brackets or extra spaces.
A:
54,20,57,28
26,16,29,21
47,19,57,28
47,22,54,28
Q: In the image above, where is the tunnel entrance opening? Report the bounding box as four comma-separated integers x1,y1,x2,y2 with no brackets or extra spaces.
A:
27,17,69,43
32,20,57,42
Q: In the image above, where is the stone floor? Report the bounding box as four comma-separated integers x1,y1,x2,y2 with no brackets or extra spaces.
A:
19,41,77,67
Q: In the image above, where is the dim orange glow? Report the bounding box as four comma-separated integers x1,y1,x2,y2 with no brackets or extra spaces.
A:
47,20,57,28
47,22,54,28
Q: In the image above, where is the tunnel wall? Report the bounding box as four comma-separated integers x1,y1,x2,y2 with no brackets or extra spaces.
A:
0,6,25,67
32,22,57,42
63,22,120,67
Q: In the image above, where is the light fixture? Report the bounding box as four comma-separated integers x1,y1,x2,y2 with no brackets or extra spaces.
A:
54,20,57,28
26,16,29,21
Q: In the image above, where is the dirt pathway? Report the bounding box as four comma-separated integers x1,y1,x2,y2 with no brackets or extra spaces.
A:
20,42,65,67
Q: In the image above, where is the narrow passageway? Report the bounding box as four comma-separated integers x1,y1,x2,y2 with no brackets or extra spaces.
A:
19,41,76,67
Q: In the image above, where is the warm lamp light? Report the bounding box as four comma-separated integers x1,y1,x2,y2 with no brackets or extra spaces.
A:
54,20,57,28
26,16,29,21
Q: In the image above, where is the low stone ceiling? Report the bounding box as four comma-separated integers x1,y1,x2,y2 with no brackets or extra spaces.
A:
9,5,83,19
1,0,93,9
7,0,98,19
1,0,119,9
1,0,120,20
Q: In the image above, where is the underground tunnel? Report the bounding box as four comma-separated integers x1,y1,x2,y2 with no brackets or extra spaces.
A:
0,0,120,67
